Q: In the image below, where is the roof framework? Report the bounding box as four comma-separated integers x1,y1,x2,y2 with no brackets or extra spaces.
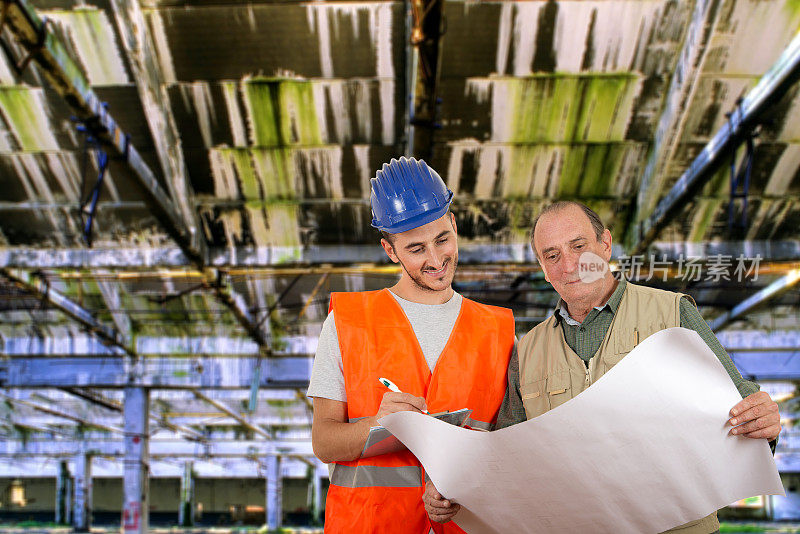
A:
0,1,797,525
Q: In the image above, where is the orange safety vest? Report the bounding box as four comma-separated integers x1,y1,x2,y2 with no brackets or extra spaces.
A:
324,289,514,533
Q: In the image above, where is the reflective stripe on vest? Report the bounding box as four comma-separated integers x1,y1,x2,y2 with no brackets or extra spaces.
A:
353,414,492,430
464,417,492,431
330,464,423,488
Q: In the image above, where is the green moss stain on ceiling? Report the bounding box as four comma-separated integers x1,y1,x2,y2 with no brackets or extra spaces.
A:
447,142,643,202
210,148,295,202
505,200,548,242
210,146,343,202
0,88,59,151
688,198,724,242
557,143,630,197
468,73,641,144
451,73,643,207
245,203,302,249
251,149,295,199
242,78,322,147
45,7,130,86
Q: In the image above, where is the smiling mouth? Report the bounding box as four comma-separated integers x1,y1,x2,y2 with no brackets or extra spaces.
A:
424,261,449,276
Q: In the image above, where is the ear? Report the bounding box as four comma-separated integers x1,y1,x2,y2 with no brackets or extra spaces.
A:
600,229,613,262
449,212,458,235
381,238,400,263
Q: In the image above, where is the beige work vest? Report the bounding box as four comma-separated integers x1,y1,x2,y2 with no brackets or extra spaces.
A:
517,282,719,534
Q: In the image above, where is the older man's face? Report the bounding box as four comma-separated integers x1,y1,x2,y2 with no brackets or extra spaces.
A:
533,205,612,305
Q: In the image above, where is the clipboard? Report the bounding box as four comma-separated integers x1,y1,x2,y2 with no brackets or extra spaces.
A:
360,408,473,458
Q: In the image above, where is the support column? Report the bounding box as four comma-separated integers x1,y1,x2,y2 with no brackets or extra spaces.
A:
265,454,282,530
72,445,92,532
55,460,71,525
122,387,149,534
65,466,73,526
179,461,195,526
311,464,324,525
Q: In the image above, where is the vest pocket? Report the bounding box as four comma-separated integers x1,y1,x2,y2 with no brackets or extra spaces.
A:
614,327,637,356
545,371,572,410
614,323,667,355
520,372,574,419
520,378,547,419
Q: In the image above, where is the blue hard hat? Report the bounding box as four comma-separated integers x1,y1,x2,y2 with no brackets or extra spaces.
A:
370,157,454,233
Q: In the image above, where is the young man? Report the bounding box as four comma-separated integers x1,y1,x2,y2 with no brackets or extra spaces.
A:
308,157,515,533
424,200,781,532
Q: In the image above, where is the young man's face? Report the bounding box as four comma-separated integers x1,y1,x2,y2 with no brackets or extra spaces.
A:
381,213,459,293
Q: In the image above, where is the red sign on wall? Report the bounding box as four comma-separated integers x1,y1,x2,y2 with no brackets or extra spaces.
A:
123,501,141,531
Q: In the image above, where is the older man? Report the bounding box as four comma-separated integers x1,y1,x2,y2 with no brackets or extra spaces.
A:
423,201,780,533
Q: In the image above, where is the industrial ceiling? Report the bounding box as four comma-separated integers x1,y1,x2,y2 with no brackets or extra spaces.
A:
0,0,798,499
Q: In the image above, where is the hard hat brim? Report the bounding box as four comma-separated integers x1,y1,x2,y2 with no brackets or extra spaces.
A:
371,203,451,234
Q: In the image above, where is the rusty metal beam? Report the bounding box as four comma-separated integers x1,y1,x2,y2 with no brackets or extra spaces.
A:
0,392,123,434
108,0,203,258
93,270,132,343
192,390,272,440
204,270,271,349
0,268,136,358
60,387,123,413
59,387,206,442
630,0,724,234
4,421,71,437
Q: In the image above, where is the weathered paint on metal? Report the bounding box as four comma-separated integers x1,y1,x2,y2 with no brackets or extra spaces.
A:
45,7,131,86
467,74,641,143
123,387,149,534
0,87,59,150
73,444,93,532
266,454,282,530
305,3,395,143
242,78,320,147
110,0,206,261
444,141,645,203
0,355,312,388
486,0,668,76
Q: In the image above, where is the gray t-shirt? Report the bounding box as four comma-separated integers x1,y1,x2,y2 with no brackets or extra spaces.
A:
306,291,464,401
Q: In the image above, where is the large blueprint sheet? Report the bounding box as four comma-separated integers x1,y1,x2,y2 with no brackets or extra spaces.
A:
380,328,784,533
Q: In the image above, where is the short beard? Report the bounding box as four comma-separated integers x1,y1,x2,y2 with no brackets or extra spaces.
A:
399,253,459,293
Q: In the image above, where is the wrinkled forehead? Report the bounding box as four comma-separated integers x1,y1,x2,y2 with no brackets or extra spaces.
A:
533,207,593,248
